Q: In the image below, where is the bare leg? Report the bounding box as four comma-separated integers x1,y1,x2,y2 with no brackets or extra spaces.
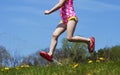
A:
66,20,90,43
40,20,94,61
48,23,66,56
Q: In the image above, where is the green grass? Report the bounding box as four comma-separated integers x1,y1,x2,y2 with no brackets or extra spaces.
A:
0,61,120,75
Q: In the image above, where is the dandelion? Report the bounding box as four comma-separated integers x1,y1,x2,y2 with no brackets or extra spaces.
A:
99,57,104,61
1,68,4,71
88,60,93,64
4,67,10,71
16,67,19,70
96,59,100,63
57,62,62,65
73,63,79,68
87,73,92,75
20,65,24,68
25,65,30,68
15,66,20,70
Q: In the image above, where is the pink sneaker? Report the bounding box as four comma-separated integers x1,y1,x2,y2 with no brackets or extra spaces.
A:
88,37,95,53
39,51,53,62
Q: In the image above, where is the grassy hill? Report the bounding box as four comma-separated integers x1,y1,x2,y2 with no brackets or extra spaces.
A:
0,60,120,75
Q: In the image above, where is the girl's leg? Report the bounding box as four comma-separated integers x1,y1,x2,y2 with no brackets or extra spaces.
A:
66,20,95,52
48,23,66,56
66,20,90,43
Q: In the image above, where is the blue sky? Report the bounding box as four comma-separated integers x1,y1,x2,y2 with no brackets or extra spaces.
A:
0,0,120,56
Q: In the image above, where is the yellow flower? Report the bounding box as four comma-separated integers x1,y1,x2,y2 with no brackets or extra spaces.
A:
20,65,24,68
1,69,4,71
16,67,19,70
73,63,79,68
25,65,30,68
87,73,92,75
15,66,20,70
99,57,104,61
96,59,100,63
57,62,62,65
20,64,30,68
88,60,93,64
4,67,10,71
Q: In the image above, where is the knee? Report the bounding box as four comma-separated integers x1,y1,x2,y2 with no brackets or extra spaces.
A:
52,33,59,40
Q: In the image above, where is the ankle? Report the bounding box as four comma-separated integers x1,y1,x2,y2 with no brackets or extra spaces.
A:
87,38,91,45
48,52,53,56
